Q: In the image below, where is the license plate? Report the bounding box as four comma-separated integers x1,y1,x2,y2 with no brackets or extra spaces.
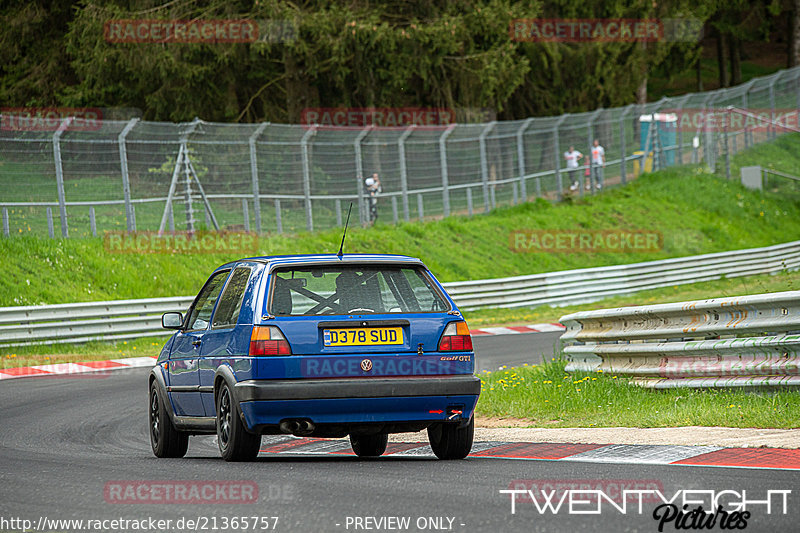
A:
323,327,403,346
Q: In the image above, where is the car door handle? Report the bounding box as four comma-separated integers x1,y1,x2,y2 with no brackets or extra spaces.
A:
192,339,202,346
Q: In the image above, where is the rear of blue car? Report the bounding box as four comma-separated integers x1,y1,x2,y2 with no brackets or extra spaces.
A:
150,254,480,461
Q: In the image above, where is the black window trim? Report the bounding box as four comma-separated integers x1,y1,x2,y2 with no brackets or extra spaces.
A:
183,268,232,332
210,264,254,330
265,262,452,317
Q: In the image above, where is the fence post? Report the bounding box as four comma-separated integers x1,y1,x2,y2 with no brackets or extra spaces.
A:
89,206,97,237
587,108,602,194
516,118,534,201
466,188,473,216
741,79,756,149
700,92,716,168
300,126,317,232
118,118,139,233
354,126,373,225
674,95,690,166
397,125,415,222
479,122,496,213
46,207,54,238
182,142,195,232
242,198,250,232
795,69,800,111
417,194,424,220
53,116,74,238
391,196,398,224
158,144,183,234
274,199,282,234
2,208,8,237
724,106,732,180
249,122,269,234
335,199,342,226
553,114,568,200
619,106,633,184
768,75,777,139
439,124,456,217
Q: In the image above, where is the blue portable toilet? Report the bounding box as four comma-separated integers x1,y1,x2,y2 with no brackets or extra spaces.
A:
640,113,677,166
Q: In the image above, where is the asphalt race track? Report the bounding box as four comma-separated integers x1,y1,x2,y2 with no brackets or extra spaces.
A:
472,331,562,372
1,334,798,533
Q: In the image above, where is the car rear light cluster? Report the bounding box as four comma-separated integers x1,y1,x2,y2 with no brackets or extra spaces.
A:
438,321,473,351
250,326,291,356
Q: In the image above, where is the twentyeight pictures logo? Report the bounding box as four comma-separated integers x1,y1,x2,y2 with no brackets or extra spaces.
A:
500,485,791,531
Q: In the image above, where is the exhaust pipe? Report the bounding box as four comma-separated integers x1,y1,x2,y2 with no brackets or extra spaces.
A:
279,420,301,434
279,419,315,435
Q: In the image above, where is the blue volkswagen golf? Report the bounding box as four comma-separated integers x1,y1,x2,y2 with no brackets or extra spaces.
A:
148,254,481,461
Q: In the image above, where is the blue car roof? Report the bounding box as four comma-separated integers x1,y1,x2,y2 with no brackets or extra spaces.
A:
214,253,424,272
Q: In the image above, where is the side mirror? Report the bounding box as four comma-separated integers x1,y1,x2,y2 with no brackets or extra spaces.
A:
162,312,183,330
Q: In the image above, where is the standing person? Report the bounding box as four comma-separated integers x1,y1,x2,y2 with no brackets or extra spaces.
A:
563,145,583,191
364,172,382,223
589,139,606,190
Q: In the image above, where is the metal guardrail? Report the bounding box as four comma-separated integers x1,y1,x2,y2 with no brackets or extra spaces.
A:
0,240,798,348
0,296,195,347
447,239,800,311
560,291,800,389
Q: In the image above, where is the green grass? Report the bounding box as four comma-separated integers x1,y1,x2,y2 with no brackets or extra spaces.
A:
475,360,800,429
3,133,800,307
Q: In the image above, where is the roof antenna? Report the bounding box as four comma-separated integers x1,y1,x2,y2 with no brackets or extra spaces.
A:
337,202,353,259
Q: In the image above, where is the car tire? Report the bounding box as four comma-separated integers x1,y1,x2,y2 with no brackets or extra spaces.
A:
149,382,189,458
350,433,389,457
216,382,261,462
427,417,474,460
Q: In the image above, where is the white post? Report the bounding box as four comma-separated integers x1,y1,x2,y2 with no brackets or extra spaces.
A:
478,121,496,212
439,124,456,217
53,117,74,238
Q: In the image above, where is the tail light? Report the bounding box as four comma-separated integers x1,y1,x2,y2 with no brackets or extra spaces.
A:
250,326,291,356
438,321,473,351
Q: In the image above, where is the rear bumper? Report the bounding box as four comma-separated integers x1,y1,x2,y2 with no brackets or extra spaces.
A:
234,375,481,401
235,375,481,430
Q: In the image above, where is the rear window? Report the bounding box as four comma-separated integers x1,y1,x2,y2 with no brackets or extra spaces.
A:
269,264,449,315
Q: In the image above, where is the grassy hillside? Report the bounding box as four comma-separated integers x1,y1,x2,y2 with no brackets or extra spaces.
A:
2,134,800,307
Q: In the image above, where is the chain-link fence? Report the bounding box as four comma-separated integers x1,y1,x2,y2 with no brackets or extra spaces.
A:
2,66,800,238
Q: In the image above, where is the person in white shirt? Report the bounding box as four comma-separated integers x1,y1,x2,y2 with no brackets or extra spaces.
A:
589,139,606,190
563,146,583,191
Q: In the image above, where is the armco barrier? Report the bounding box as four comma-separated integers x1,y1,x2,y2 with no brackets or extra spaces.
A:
0,239,798,348
0,296,195,347
446,240,800,311
560,291,800,389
